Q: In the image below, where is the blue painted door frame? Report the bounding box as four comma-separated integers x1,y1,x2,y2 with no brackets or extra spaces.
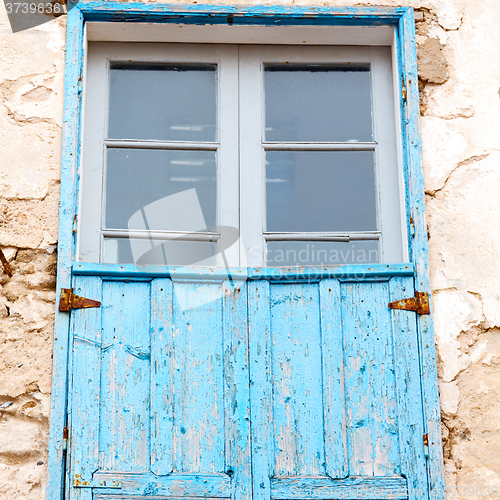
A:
47,3,444,500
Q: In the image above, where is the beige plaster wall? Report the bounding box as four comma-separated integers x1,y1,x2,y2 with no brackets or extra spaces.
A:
0,0,499,498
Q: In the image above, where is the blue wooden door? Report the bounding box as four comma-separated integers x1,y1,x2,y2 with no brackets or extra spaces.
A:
248,274,428,500
67,269,429,500
68,275,251,499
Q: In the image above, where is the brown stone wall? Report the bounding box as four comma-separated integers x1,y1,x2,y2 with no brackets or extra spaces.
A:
1,1,499,498
0,9,65,497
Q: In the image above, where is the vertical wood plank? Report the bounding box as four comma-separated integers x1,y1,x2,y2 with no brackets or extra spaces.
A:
100,281,151,472
319,279,347,479
341,281,400,477
248,280,273,500
270,284,324,476
150,278,174,475
398,10,445,497
389,276,429,500
223,281,252,500
47,5,84,499
172,282,225,473
69,275,102,500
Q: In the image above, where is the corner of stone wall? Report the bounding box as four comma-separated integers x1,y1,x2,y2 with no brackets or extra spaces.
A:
417,2,500,498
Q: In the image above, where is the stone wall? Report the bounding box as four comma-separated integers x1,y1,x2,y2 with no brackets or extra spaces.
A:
0,8,65,497
0,1,499,498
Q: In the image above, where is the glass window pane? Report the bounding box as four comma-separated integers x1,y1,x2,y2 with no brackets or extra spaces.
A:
264,65,372,142
266,240,380,266
105,149,216,231
103,238,217,266
266,151,377,233
108,64,217,142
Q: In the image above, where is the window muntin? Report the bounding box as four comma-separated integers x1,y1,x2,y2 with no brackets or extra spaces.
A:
79,43,406,267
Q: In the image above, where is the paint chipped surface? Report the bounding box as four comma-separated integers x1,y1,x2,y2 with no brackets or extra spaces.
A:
66,273,428,498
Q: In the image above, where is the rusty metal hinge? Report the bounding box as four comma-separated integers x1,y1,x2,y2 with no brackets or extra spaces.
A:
59,288,101,312
423,433,429,457
388,291,430,315
401,77,407,104
73,474,121,489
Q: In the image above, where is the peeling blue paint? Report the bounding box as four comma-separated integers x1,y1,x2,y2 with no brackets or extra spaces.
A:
79,2,409,26
396,10,445,499
47,5,84,500
49,4,444,500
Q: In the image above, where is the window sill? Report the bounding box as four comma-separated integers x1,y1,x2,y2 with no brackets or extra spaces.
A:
72,262,414,281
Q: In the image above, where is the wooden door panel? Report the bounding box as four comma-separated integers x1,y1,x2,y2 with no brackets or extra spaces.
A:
69,273,427,500
341,280,400,477
171,282,225,473
99,281,151,472
270,283,324,476
249,280,347,492
248,276,428,500
68,276,251,500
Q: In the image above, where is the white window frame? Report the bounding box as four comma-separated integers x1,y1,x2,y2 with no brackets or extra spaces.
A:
79,42,240,267
238,44,405,266
78,26,408,267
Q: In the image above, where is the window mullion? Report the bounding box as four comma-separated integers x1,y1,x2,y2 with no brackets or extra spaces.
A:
217,44,240,267
239,45,266,267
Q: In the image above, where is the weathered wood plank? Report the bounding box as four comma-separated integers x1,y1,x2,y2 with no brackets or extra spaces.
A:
248,280,273,500
389,276,429,500
271,475,407,499
341,281,399,476
72,262,413,280
100,281,151,472
95,496,228,500
319,279,347,478
150,278,174,475
172,282,225,473
223,281,252,500
73,262,248,280
248,264,414,281
78,2,409,26
396,10,445,497
270,284,324,476
95,496,227,500
69,276,102,500
47,5,85,499
92,471,230,497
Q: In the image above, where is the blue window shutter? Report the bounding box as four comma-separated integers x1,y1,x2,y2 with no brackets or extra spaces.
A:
68,270,430,499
